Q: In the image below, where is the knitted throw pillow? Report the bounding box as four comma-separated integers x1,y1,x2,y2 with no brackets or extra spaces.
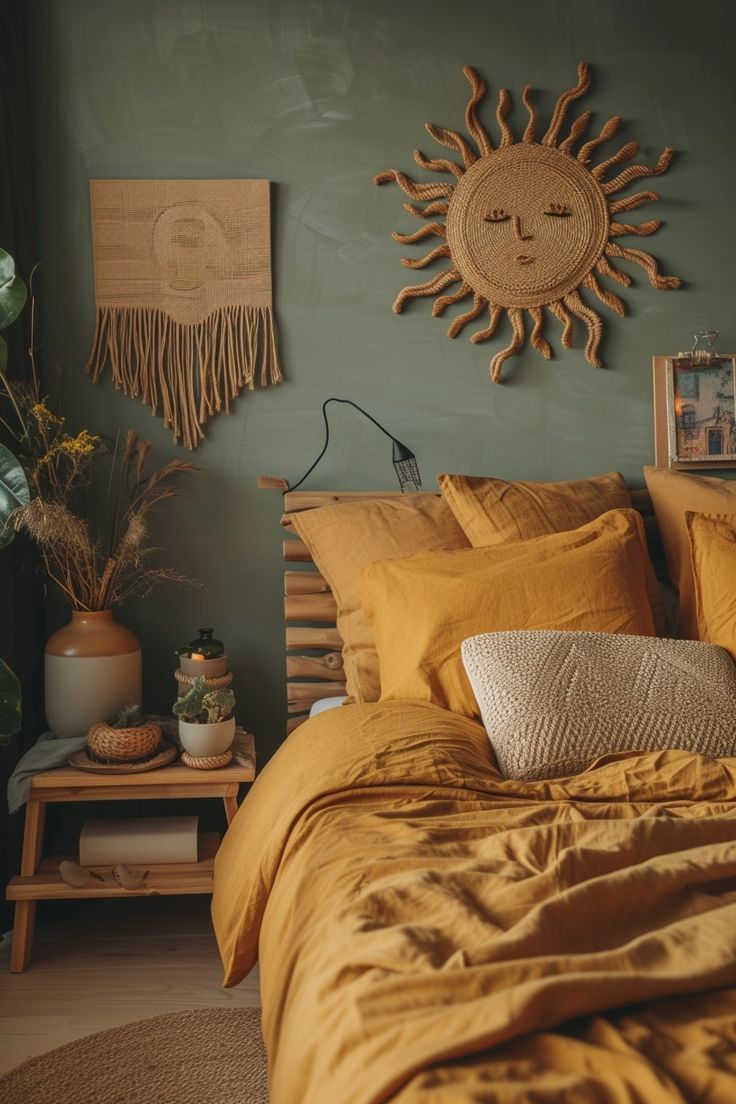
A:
462,630,736,780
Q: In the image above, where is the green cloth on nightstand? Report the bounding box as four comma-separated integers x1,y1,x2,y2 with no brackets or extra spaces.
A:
7,732,87,814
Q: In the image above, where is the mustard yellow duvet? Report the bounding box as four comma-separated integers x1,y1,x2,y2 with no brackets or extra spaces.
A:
212,701,736,1103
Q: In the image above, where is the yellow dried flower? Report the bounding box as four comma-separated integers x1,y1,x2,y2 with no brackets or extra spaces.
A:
31,402,64,429
59,430,101,458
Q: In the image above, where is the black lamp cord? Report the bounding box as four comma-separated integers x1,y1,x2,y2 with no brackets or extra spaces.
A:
287,398,399,493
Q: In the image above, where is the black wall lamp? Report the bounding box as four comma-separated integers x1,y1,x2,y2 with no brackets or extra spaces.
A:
258,398,422,493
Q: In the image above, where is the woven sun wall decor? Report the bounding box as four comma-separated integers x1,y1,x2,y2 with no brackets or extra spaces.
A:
374,63,681,382
87,180,282,449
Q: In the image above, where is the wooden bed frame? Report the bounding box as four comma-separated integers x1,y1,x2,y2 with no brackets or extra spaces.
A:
281,488,661,734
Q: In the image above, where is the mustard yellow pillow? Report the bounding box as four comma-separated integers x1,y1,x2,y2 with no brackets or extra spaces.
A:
289,495,468,702
360,509,655,719
644,466,736,639
686,511,736,660
439,470,666,636
438,471,630,545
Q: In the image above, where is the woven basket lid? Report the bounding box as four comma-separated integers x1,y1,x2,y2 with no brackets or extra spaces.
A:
446,143,609,309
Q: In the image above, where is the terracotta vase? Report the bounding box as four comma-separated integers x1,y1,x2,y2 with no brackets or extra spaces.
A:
45,610,142,738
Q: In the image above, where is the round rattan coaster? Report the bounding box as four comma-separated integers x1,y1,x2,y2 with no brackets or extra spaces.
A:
180,749,232,770
69,740,178,774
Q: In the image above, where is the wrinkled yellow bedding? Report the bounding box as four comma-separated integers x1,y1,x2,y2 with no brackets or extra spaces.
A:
212,701,736,1103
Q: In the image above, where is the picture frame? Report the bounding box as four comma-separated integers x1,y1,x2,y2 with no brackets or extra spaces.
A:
652,353,736,469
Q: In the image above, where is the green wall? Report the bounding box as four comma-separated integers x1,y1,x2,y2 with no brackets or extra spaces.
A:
30,0,736,760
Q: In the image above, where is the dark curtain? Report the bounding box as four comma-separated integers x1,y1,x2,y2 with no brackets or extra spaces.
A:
0,0,46,927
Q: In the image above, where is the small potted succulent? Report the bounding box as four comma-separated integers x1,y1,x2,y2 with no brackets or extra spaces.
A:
173,676,236,757
87,704,161,763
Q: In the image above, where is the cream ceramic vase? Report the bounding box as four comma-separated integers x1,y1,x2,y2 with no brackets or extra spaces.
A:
45,610,142,738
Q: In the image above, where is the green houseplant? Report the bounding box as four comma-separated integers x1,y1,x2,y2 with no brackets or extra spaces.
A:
173,676,236,758
0,250,30,739
0,248,31,549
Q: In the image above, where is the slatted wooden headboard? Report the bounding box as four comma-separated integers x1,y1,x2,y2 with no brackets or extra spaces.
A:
281,488,660,734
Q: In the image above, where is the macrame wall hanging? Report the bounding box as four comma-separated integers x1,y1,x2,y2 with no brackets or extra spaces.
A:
374,62,681,382
87,179,282,449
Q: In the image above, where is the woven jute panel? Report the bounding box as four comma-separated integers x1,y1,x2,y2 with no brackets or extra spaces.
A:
87,179,282,449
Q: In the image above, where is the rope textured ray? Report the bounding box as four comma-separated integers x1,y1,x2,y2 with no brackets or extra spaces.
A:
433,283,472,315
602,148,673,195
521,85,536,143
491,308,525,382
607,191,660,215
596,255,631,287
609,219,662,238
592,141,639,180
558,111,591,155
564,289,604,367
528,306,552,359
542,61,591,147
582,272,626,316
496,89,514,147
393,268,461,313
471,305,503,343
463,66,493,156
425,123,477,168
549,300,574,347
448,293,486,337
413,149,464,180
403,200,450,219
578,116,621,165
401,243,451,269
392,223,446,244
374,169,453,200
605,242,681,289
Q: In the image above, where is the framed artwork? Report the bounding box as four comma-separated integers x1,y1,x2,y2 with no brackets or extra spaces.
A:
652,354,736,469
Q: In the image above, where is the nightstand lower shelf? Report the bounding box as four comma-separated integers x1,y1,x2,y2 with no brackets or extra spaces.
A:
6,833,220,901
7,743,255,972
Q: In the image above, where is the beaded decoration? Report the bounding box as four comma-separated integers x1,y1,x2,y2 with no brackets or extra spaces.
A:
374,63,681,381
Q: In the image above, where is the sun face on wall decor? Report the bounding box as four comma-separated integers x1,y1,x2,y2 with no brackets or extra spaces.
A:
374,63,681,381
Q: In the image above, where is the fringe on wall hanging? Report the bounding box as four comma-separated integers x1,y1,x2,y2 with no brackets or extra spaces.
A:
87,179,282,450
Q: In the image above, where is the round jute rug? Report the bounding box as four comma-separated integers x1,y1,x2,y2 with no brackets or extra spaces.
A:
0,1007,267,1104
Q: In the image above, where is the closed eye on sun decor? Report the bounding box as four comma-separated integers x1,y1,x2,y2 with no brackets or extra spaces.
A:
374,62,681,382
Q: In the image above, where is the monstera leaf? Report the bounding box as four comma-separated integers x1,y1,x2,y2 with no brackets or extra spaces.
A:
0,248,27,331
0,443,30,549
0,657,21,742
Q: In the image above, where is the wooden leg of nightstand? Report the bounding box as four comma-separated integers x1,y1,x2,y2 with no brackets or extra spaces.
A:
10,903,36,973
222,794,239,826
10,799,46,973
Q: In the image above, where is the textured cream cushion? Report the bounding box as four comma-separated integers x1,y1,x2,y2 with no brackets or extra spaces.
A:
461,630,736,780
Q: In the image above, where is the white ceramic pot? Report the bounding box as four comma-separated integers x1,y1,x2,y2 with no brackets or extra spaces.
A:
178,715,235,757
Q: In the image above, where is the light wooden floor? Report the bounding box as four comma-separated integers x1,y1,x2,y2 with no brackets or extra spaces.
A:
0,896,260,1075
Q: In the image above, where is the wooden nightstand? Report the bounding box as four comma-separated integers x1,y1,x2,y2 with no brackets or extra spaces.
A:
6,734,255,973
